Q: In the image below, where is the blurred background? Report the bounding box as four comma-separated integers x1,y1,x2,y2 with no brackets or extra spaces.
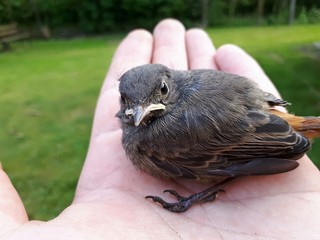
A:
0,0,319,220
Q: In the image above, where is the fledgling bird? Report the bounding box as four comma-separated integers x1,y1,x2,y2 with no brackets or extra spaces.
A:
116,64,320,213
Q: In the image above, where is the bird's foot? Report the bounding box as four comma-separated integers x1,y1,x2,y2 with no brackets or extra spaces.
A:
145,178,235,213
145,187,225,213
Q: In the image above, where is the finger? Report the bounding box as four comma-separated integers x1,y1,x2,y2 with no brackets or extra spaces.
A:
92,30,153,136
152,19,188,70
186,28,217,70
0,167,28,234
101,29,153,93
77,30,153,197
214,44,281,98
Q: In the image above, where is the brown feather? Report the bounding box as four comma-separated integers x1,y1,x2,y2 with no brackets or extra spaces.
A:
270,109,320,139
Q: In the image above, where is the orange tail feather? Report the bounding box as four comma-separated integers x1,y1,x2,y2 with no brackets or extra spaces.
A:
270,109,320,139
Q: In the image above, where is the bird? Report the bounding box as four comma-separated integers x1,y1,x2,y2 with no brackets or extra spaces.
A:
116,63,320,213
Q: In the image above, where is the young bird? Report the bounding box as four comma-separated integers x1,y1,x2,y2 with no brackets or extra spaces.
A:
116,64,320,213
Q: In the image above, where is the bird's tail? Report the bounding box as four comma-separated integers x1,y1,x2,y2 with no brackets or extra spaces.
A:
271,109,320,139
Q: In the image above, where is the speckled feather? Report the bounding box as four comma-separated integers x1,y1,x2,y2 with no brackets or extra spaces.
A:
117,64,310,181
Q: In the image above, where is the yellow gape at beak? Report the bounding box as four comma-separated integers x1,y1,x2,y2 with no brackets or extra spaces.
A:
131,103,166,126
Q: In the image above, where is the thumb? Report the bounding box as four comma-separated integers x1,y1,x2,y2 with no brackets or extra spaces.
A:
0,163,28,234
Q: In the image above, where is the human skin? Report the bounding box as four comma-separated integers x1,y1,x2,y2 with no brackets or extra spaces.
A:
1,19,320,240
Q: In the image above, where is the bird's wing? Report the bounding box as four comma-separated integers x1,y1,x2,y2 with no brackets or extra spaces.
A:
149,110,310,180
263,92,289,107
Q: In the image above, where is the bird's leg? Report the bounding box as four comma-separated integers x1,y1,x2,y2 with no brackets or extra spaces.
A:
145,177,235,213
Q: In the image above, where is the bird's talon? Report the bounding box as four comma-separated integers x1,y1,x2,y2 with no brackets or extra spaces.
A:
145,195,166,204
145,178,234,212
146,194,192,212
163,189,185,200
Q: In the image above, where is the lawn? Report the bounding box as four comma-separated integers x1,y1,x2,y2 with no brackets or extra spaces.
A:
0,24,319,220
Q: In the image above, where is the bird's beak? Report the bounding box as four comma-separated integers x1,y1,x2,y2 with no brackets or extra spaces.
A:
130,103,166,126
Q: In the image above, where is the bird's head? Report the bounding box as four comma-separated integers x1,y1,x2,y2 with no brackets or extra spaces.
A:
117,64,176,127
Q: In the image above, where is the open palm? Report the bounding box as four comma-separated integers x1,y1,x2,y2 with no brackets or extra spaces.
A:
1,19,320,239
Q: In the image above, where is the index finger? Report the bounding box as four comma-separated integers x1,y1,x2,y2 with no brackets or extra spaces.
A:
93,30,153,136
101,30,153,93
152,19,188,70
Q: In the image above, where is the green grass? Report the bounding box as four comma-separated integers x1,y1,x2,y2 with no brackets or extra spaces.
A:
0,25,319,220
0,37,118,219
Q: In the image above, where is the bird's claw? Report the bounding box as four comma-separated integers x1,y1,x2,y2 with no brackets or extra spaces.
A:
145,195,192,213
163,189,185,200
145,178,234,212
146,188,223,213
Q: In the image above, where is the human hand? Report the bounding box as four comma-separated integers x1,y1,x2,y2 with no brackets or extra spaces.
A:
1,19,320,239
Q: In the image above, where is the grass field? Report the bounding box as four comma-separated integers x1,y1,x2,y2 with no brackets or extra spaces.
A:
0,24,319,220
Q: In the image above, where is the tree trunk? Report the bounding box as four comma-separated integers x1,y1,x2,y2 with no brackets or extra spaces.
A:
229,0,238,18
257,0,265,25
201,0,209,28
288,0,296,25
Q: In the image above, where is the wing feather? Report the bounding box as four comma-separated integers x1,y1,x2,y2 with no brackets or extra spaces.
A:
147,111,310,179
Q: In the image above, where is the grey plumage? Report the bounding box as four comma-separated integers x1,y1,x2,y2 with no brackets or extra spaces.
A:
117,64,310,182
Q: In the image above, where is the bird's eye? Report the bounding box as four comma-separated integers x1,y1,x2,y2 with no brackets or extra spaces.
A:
160,81,169,95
